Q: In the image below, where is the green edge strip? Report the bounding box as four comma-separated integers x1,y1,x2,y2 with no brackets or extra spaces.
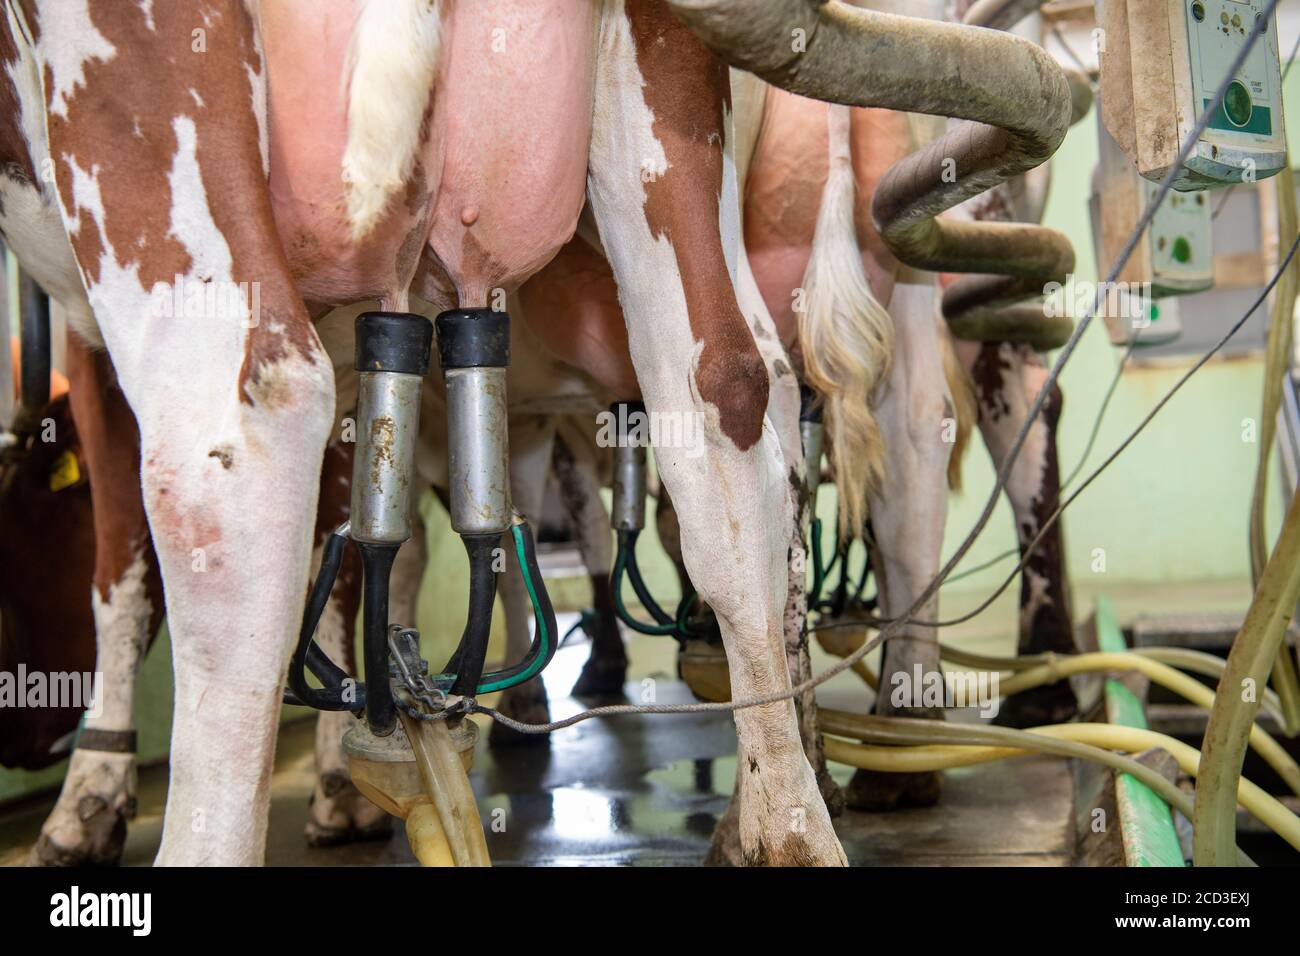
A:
1096,596,1187,867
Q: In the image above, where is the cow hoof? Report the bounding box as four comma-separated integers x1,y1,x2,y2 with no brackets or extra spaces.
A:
571,652,627,698
713,776,846,866
993,683,1078,729
488,685,551,748
28,801,130,868
304,815,393,848
27,751,135,867
305,778,393,848
845,768,942,812
704,802,743,867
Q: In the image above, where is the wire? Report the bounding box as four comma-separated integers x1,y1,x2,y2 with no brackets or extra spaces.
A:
472,0,1285,734
1049,24,1093,80
817,224,1300,633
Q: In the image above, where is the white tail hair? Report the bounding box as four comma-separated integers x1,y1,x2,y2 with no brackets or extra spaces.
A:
797,104,894,536
340,0,443,240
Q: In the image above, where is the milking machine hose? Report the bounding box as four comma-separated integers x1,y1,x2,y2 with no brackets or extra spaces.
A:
440,533,502,696
817,710,1296,861
286,527,364,712
811,632,1300,796
611,528,690,639
809,517,876,618
433,519,558,696
613,528,707,639
808,518,835,609
288,518,558,711
17,275,50,424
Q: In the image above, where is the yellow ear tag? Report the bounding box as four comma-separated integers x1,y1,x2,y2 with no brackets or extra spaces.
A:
49,450,81,492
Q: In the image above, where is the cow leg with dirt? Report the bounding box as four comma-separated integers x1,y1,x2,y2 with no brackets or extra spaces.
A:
28,339,164,866
584,1,844,865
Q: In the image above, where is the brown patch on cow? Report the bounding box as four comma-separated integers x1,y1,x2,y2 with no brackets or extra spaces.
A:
0,10,38,186
1018,369,1074,655
65,337,163,611
0,393,97,769
207,446,234,470
626,0,768,452
43,1,318,407
969,342,1013,423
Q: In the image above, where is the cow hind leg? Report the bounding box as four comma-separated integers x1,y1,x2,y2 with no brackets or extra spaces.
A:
961,341,1078,728
846,279,951,813
587,1,843,865
29,340,163,867
42,1,336,864
552,425,628,698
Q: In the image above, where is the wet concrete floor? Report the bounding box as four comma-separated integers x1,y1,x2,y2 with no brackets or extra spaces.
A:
0,612,1075,866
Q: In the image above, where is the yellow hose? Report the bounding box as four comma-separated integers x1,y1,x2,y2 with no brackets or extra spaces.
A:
818,634,1300,793
1195,481,1300,864
399,714,491,867
821,718,1300,855
997,652,1300,796
826,632,1285,722
1249,164,1300,736
819,709,1196,828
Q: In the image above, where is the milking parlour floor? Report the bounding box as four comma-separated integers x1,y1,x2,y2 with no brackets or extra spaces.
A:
0,578,1254,867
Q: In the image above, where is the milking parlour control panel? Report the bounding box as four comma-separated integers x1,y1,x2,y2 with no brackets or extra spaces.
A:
1164,0,1287,189
1100,0,1287,192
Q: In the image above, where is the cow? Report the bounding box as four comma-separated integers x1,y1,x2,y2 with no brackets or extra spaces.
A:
0,329,398,861
0,365,101,774
1,0,845,866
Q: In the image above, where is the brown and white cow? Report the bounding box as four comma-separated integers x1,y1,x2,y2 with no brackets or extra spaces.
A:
0,335,393,861
1,0,844,865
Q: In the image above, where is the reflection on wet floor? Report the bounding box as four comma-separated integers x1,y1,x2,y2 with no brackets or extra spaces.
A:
0,614,1075,866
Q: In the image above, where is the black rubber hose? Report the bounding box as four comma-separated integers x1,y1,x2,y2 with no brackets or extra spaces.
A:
444,533,501,696
286,530,364,712
358,542,400,735
611,529,682,637
17,275,50,424
474,520,559,691
621,529,675,626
